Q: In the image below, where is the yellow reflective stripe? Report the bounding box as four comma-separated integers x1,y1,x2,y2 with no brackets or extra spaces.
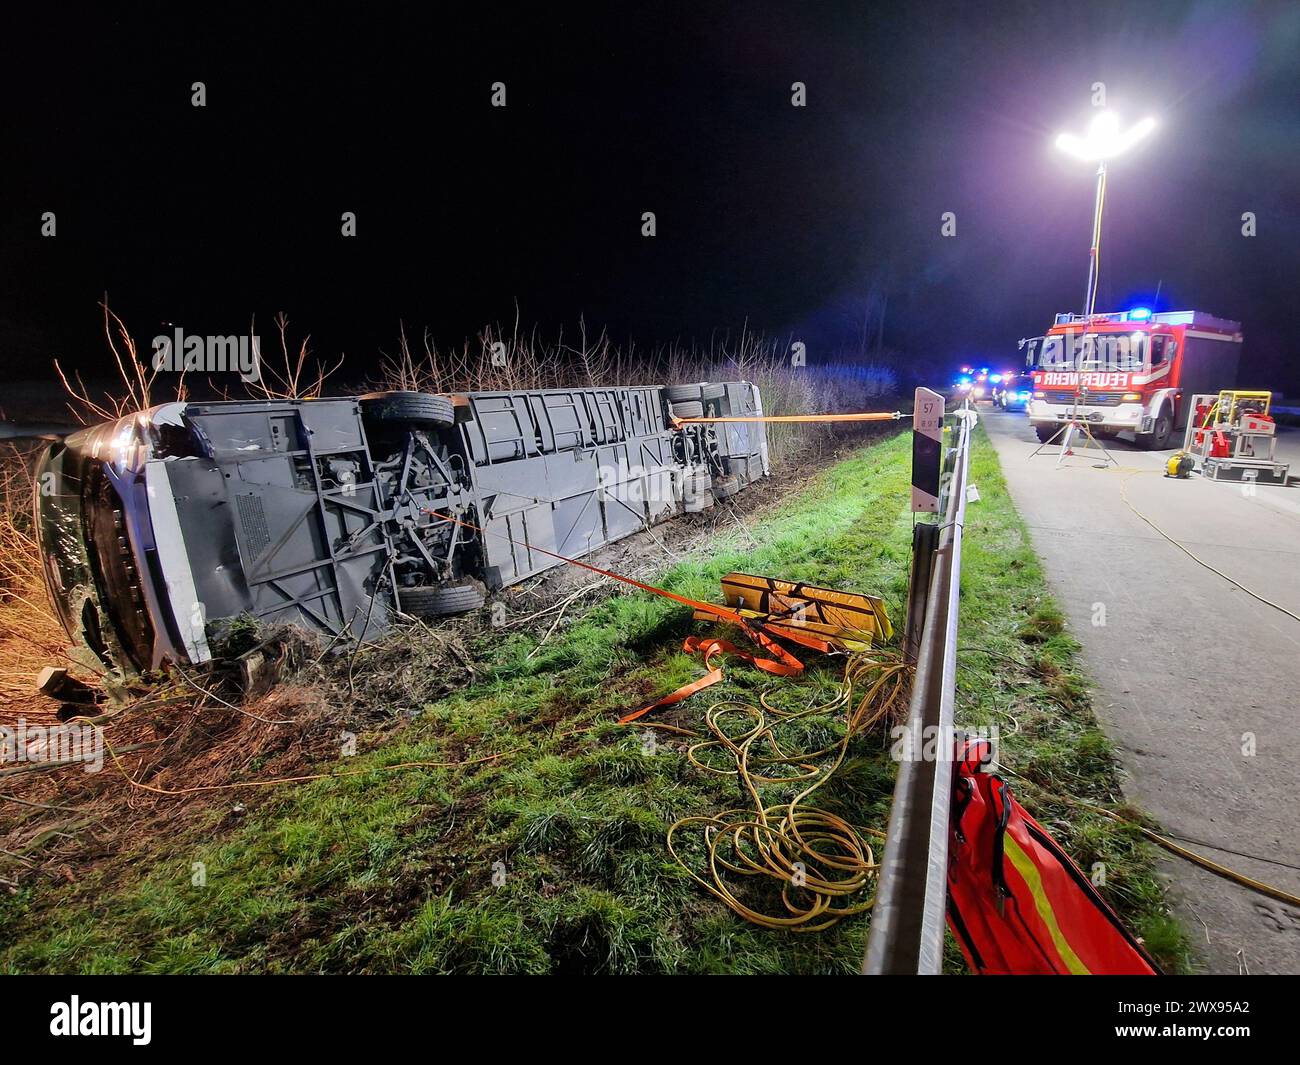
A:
1003,833,1092,975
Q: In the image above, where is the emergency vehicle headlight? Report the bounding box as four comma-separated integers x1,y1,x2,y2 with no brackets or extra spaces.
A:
1121,392,1142,402
1033,391,1045,398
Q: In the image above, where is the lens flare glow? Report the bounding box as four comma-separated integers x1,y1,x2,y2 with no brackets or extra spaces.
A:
1056,112,1156,162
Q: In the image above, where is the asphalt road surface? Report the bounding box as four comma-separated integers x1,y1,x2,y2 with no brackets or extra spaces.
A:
982,406,1300,975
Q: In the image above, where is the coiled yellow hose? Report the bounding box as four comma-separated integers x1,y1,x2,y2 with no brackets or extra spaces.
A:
660,651,910,931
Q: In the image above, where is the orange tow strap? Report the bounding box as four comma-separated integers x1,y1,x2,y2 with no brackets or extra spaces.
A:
423,510,822,720
618,631,826,724
671,411,902,426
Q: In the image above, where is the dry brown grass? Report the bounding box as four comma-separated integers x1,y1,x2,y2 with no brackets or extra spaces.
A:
0,673,335,889
0,442,93,728
0,616,480,893
372,318,900,463
5,299,180,733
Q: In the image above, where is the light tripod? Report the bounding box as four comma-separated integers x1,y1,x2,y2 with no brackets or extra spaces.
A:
1027,379,1119,468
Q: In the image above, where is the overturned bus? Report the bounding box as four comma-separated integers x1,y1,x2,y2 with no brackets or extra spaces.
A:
35,381,769,680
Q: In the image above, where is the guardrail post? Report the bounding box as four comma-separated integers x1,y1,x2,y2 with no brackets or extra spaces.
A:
864,404,974,974
903,522,938,664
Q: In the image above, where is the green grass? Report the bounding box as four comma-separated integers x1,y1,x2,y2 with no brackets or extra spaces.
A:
0,425,1189,973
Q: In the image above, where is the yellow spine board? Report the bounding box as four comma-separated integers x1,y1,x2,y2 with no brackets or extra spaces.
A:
717,572,894,640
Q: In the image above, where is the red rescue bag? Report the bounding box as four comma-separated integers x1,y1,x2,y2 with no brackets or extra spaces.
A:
946,739,1159,975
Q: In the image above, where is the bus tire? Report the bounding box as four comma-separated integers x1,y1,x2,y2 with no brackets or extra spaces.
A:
359,391,456,428
712,474,741,500
397,581,486,617
666,383,704,403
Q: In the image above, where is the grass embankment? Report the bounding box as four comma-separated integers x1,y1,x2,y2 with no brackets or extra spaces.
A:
0,426,1188,974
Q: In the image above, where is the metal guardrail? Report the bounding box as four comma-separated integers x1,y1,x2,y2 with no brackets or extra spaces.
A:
863,403,975,974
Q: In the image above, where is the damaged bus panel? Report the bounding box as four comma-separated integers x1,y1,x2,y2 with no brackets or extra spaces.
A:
34,382,769,679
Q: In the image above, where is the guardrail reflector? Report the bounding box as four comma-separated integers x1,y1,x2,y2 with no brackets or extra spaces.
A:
912,387,944,513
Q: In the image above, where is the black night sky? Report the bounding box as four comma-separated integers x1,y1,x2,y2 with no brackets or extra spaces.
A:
2,2,1298,396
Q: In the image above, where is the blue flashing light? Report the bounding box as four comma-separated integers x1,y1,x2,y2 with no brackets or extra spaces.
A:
990,373,1003,383
1128,307,1152,321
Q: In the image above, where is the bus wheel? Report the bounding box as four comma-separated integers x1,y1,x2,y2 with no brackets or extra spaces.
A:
397,581,486,617
359,390,455,428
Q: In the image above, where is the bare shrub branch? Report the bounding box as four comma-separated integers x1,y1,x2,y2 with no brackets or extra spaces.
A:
55,297,186,424
245,313,345,401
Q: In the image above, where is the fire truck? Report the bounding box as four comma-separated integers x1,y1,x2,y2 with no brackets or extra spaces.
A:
1021,308,1243,449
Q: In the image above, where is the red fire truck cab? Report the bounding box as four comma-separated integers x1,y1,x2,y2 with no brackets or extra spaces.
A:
1023,309,1243,449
